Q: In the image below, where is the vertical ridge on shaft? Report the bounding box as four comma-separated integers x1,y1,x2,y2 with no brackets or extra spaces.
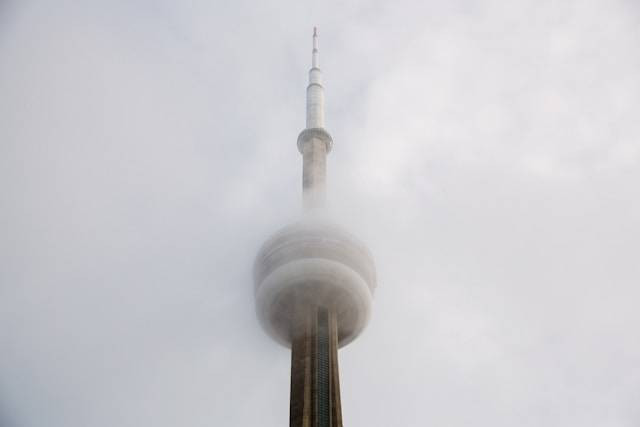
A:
329,310,343,427
316,308,330,427
290,302,313,427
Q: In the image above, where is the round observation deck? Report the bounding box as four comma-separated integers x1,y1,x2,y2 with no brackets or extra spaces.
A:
254,219,376,348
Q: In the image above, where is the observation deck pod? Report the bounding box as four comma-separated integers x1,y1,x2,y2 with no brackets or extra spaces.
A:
254,219,377,348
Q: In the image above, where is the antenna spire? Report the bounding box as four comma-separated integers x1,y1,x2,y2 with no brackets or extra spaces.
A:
298,27,332,211
306,27,324,129
312,27,319,68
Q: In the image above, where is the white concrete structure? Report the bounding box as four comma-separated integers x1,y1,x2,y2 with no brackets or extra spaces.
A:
254,219,376,347
253,28,376,349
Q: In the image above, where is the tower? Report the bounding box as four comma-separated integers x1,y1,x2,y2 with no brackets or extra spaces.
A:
254,28,376,427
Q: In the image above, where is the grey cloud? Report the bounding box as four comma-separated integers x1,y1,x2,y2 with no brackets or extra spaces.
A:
1,1,639,426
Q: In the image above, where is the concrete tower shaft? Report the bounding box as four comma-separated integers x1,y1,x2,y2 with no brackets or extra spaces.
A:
253,28,376,427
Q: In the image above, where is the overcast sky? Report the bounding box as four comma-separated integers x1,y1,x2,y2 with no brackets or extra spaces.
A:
1,1,639,426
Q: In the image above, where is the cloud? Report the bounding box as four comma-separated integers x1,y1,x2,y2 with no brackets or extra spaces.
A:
1,1,639,426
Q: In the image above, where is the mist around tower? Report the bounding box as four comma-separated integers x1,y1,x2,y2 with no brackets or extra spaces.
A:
2,3,640,427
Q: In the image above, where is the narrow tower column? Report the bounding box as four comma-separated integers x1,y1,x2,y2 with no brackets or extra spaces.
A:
253,27,376,427
298,27,333,212
290,28,342,427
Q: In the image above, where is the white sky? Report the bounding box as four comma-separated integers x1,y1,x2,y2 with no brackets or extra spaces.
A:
1,1,639,426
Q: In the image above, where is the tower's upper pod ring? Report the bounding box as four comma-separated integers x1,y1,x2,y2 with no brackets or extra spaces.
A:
297,128,333,153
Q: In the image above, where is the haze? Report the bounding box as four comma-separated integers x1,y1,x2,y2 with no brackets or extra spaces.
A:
1,1,639,426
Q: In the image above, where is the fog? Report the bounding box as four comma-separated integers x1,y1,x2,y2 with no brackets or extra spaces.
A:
1,1,639,426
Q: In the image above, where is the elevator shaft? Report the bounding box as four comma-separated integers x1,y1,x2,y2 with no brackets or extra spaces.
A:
290,304,342,427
